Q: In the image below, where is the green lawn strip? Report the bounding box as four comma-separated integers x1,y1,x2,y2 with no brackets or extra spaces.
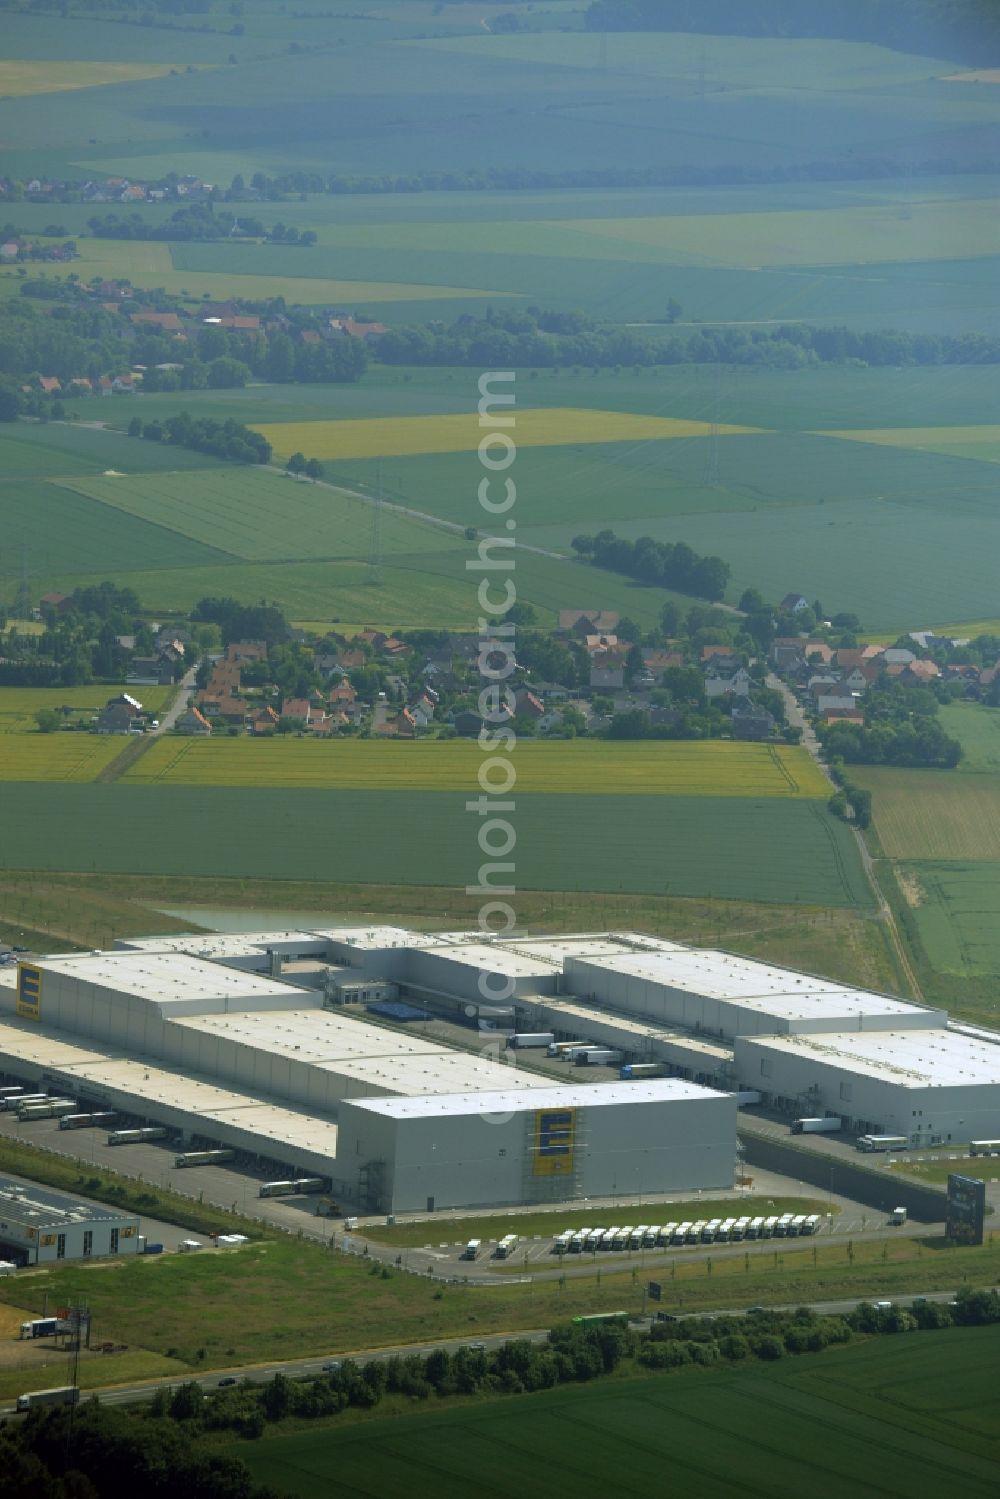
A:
0,1351,188,1404
891,1157,1000,1189
364,1197,829,1250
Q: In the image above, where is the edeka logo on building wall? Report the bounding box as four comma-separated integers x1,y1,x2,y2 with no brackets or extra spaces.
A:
533,1108,576,1177
16,963,41,1021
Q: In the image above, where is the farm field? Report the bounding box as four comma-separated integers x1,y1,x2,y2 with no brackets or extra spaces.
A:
0,733,125,782
901,861,1000,981
0,684,172,733
232,1328,1000,1499
252,410,760,464
93,364,1000,436
332,426,1000,533
0,421,228,475
123,740,829,798
939,704,1000,774
824,424,1000,464
60,467,463,564
0,61,192,96
0,476,231,580
49,238,513,306
0,786,872,907
854,769,1000,860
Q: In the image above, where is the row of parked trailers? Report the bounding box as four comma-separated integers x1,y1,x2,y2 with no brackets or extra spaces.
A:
552,1214,822,1254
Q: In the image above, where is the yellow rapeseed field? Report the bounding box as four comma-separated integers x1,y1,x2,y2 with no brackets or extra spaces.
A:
124,738,828,798
0,62,191,97
253,408,763,462
0,735,125,782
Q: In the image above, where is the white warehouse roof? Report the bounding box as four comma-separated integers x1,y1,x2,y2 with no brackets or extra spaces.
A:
349,1078,724,1119
0,1016,340,1161
37,951,311,1007
737,1029,1000,1088
566,949,933,1024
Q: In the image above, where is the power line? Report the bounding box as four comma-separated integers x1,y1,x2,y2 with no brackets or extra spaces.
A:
703,361,722,488
367,462,384,587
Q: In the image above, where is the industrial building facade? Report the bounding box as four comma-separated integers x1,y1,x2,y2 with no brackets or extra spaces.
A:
0,925,996,1211
0,1178,139,1266
338,1082,736,1213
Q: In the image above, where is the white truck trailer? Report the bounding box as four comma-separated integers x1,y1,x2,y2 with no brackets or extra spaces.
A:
16,1386,79,1413
792,1117,841,1134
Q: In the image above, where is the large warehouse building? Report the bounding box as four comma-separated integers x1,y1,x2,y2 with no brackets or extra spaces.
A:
734,1029,1000,1146
0,924,996,1210
337,1082,736,1213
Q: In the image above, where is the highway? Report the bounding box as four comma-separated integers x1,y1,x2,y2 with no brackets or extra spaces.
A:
0,1291,961,1417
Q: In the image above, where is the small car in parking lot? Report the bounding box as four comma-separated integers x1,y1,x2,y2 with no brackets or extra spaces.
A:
217,1376,237,1387
321,1361,341,1374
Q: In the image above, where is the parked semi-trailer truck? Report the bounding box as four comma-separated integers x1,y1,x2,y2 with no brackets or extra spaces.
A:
792,1117,841,1134
506,1033,555,1050
16,1386,79,1413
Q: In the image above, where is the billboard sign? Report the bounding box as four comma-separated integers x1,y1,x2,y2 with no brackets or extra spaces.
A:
947,1173,986,1245
533,1107,576,1177
16,964,41,1021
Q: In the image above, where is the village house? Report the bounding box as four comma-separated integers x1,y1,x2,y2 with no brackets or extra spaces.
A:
558,610,620,637
514,689,545,720
94,701,138,735
705,666,752,700
249,705,279,736
731,701,776,741
780,593,811,613
225,641,268,666
590,661,625,691
815,684,860,715
126,656,174,687
175,706,212,737
129,311,185,334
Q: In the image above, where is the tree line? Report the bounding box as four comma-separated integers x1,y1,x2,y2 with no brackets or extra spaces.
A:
571,530,731,603
126,412,271,466
86,205,318,245
376,310,1000,372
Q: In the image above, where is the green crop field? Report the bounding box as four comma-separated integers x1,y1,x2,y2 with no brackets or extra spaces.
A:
0,785,871,906
939,704,1000,775
60,467,464,564
0,421,227,475
232,1328,1000,1499
0,477,231,580
123,739,829,798
900,861,1000,980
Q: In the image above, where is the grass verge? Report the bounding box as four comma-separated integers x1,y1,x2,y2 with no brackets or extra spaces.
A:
1,1230,998,1383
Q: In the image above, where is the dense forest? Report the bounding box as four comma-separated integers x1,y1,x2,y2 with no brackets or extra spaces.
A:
585,0,1000,62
